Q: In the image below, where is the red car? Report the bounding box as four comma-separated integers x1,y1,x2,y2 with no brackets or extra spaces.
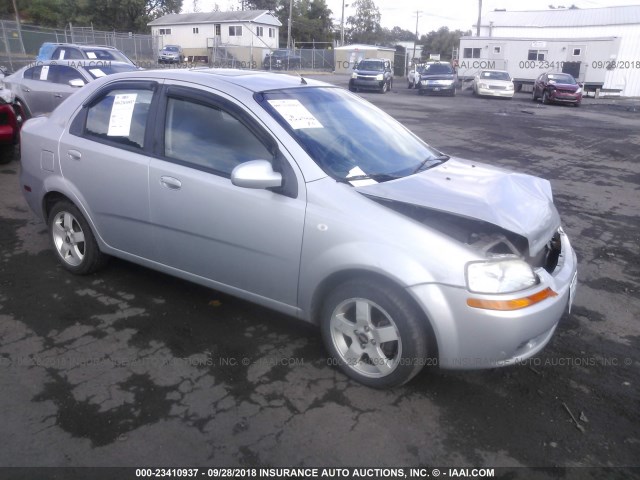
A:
0,70,24,164
532,72,582,107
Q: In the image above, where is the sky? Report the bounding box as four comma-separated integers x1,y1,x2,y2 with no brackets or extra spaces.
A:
185,0,640,35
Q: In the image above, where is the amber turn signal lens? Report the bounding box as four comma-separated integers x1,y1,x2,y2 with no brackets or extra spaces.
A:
467,287,558,311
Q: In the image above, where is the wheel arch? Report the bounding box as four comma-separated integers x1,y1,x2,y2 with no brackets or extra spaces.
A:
309,268,439,360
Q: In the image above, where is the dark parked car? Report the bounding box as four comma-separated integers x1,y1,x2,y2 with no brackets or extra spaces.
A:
417,62,457,96
349,58,393,93
532,72,582,106
263,49,301,70
36,42,135,66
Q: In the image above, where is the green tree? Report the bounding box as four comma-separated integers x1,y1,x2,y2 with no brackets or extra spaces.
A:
346,0,381,45
420,26,469,61
274,0,333,46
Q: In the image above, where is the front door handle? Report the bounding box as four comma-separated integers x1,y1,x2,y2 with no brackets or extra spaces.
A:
68,150,82,160
160,176,182,190
54,94,63,98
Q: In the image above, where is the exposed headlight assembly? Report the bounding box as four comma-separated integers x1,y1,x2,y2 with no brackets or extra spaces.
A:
376,74,384,81
466,258,538,294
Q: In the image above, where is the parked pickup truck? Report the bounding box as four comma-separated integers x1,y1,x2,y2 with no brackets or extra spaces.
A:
263,49,302,70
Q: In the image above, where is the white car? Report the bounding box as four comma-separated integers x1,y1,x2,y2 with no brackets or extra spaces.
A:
407,64,424,89
473,69,515,98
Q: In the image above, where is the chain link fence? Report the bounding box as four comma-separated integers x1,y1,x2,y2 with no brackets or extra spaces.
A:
0,20,159,72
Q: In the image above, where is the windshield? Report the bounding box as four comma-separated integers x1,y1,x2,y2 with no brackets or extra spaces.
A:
356,61,384,71
164,46,179,52
481,70,511,81
259,87,445,183
424,63,453,75
548,74,577,84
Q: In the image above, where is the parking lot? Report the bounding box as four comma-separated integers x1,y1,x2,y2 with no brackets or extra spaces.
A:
0,73,639,474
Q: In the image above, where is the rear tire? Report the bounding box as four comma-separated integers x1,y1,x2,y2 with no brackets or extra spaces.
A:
321,278,429,388
0,144,16,164
48,201,107,275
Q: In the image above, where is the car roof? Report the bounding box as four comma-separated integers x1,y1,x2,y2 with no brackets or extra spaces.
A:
106,68,331,93
43,42,119,51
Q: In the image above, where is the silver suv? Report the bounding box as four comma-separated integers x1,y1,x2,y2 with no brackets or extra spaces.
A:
158,45,184,64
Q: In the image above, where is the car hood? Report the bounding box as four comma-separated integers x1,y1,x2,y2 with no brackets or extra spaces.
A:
356,157,560,256
550,82,579,91
421,74,454,80
478,79,512,86
355,69,385,76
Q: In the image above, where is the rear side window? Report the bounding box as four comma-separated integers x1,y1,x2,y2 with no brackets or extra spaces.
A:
53,47,84,60
85,89,153,149
164,97,271,176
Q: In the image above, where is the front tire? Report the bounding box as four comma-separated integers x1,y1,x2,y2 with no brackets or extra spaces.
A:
48,201,107,275
532,88,538,101
542,90,550,105
321,278,429,388
380,80,388,94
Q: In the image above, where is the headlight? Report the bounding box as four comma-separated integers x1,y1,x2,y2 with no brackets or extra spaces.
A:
376,74,384,81
466,259,538,294
479,83,488,89
575,87,582,94
507,83,514,90
351,72,358,79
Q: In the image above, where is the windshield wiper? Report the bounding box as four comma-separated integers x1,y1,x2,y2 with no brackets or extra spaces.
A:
338,173,400,184
413,154,450,174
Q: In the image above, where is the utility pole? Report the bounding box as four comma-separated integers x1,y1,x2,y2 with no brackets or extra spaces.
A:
341,0,346,46
287,0,293,50
412,10,421,66
477,0,482,36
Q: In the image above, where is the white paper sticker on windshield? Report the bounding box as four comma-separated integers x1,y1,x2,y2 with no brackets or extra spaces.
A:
58,50,65,60
86,52,97,59
347,166,378,187
39,66,50,80
89,68,107,77
107,93,137,137
268,99,323,129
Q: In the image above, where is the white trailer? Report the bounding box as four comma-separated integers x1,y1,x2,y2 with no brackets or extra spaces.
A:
457,36,622,94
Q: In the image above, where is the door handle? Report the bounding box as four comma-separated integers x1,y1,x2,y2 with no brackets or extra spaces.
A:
68,150,82,160
54,94,63,98
23,88,31,93
160,176,182,190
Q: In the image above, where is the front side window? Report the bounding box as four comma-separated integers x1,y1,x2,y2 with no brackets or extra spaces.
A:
269,28,275,38
256,26,263,36
159,28,172,35
85,89,153,149
164,97,271,176
259,88,445,183
229,26,243,36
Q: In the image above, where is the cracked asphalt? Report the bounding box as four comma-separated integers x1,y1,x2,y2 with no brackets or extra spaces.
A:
0,74,639,476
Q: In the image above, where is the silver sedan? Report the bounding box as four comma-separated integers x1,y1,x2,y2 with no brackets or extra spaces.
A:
3,60,139,118
19,69,577,388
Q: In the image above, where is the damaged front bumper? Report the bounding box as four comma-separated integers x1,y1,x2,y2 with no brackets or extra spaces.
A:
409,229,577,369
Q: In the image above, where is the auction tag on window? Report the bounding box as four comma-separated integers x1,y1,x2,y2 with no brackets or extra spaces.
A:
89,68,107,78
347,166,378,187
86,52,97,59
40,66,49,80
268,99,323,129
108,93,137,137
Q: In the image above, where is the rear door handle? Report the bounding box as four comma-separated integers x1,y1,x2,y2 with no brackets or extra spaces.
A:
68,150,82,160
160,176,182,190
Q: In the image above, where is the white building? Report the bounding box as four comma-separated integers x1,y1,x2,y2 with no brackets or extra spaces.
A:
462,5,640,97
148,10,281,65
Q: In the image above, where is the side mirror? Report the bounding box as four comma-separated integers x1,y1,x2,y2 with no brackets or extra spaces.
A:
231,160,282,189
69,78,85,88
